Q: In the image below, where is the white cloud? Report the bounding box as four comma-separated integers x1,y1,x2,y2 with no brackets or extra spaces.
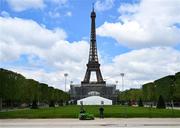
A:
50,0,67,5
49,11,72,19
97,0,180,48
102,47,180,89
8,65,85,91
2,40,89,90
0,16,88,62
48,11,61,18
0,11,10,17
95,0,114,11
0,17,66,49
66,11,72,17
0,16,89,90
6,67,66,90
118,3,139,14
6,0,45,12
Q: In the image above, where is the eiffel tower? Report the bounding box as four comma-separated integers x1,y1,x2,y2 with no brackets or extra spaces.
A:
70,7,117,103
81,7,105,84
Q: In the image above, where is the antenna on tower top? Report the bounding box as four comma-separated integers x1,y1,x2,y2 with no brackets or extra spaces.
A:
92,2,94,12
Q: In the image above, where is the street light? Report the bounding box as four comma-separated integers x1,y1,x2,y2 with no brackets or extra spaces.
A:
64,73,68,92
120,73,126,117
120,73,125,102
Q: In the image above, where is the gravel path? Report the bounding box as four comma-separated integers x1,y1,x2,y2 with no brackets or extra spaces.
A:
0,118,180,128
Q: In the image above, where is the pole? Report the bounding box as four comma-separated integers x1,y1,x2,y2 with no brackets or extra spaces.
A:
64,73,68,92
120,73,125,93
65,76,66,92
120,73,126,117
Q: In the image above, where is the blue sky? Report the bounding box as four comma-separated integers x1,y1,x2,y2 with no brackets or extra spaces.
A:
1,0,180,90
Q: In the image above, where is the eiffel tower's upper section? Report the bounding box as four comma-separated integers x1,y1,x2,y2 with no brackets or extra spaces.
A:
88,6,99,64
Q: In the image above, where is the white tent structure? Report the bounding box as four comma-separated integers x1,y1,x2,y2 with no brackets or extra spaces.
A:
77,96,112,105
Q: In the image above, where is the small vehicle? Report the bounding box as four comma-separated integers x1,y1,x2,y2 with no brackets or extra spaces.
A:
79,113,94,120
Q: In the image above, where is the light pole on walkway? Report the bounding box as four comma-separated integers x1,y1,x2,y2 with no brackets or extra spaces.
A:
64,73,68,92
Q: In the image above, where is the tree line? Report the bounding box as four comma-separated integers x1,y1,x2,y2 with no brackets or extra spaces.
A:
0,68,69,110
118,72,180,106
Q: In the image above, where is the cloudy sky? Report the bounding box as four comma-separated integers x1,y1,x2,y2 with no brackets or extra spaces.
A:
1,0,180,91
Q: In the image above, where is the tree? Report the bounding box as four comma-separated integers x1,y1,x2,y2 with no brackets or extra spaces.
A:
128,100,132,106
39,83,49,103
0,69,4,110
155,75,175,102
138,98,144,107
157,95,166,109
31,100,38,109
118,89,142,103
174,72,180,101
142,82,156,102
48,87,55,107
0,68,69,109
49,100,55,107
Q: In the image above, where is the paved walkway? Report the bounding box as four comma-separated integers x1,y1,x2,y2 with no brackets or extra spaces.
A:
0,118,180,128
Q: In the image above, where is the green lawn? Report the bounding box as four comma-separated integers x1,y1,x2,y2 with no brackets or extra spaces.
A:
0,105,180,118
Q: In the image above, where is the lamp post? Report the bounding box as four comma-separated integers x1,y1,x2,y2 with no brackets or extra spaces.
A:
120,73,126,117
115,81,118,104
64,73,68,92
120,73,125,104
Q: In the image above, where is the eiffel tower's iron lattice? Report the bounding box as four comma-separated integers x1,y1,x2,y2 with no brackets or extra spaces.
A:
81,8,105,84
